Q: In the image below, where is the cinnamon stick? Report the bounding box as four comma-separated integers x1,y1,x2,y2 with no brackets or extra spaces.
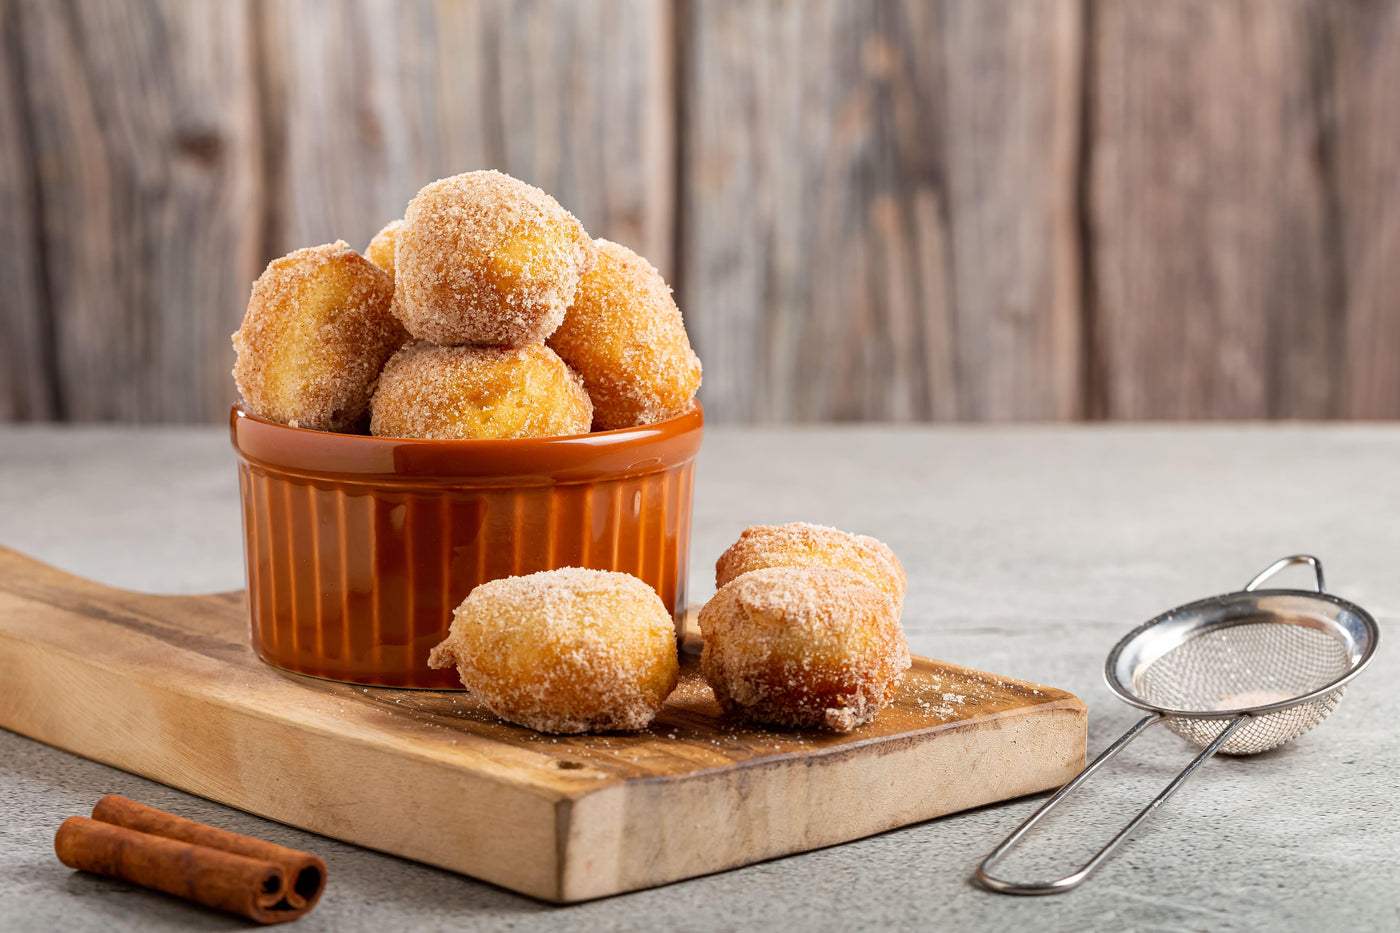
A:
54,797,326,924
91,795,326,909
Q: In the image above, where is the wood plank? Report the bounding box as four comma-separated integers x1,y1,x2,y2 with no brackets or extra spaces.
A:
9,0,1393,426
10,0,262,423
1329,1,1400,418
1087,0,1341,419
0,544,1085,902
679,0,1083,422
259,0,674,278
0,0,55,420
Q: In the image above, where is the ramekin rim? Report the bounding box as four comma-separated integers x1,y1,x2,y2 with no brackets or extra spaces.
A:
229,400,704,480
229,400,704,448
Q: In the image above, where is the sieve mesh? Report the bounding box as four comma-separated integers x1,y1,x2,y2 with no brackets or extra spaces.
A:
1132,620,1350,755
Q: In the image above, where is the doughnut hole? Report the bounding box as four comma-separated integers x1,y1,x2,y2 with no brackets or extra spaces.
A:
715,522,907,610
370,341,591,440
428,568,680,733
393,170,596,347
699,567,910,732
232,241,405,432
365,219,402,279
549,238,702,430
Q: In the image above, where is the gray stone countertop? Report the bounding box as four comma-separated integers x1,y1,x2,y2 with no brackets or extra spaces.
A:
1,423,1396,932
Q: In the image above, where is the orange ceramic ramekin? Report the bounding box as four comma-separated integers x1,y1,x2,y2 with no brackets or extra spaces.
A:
229,403,703,688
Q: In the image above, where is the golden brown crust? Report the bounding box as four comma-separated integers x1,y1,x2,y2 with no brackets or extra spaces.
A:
548,239,702,430
715,522,907,609
698,567,910,732
231,241,405,432
394,170,596,347
369,341,592,439
365,219,402,279
427,568,680,733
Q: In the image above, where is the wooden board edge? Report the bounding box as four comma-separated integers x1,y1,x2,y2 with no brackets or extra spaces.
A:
557,703,1088,901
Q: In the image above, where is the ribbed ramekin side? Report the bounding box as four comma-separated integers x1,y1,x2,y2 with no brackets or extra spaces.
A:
284,477,318,672
237,456,700,688
255,468,285,661
237,462,264,658
670,460,697,626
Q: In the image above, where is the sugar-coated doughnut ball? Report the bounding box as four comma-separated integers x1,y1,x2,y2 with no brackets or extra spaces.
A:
428,568,680,733
369,341,591,440
365,219,402,279
716,523,906,610
548,239,702,430
232,241,405,432
394,170,596,347
699,567,911,732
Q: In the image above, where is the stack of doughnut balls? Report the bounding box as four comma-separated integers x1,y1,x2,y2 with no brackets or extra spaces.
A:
231,170,909,735
427,523,910,735
232,169,701,438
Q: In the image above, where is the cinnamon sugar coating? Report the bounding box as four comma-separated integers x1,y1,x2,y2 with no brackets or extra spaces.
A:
698,567,910,732
394,170,596,346
716,523,907,610
365,219,402,279
428,568,680,733
548,239,702,430
232,241,405,432
369,341,591,439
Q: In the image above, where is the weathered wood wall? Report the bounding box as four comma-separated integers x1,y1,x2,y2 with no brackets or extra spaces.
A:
1,0,1397,423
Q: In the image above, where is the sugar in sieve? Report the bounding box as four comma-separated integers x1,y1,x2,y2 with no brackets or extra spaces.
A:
976,555,1380,895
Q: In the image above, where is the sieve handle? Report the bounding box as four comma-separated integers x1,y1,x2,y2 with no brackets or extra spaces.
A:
974,712,1250,895
1245,554,1324,593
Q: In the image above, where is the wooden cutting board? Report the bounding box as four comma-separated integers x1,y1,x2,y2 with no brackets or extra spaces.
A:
0,545,1086,902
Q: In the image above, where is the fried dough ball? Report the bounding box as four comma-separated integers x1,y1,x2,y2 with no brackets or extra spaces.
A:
232,241,405,432
547,239,702,430
365,219,402,279
428,568,680,733
716,523,907,610
394,170,596,347
699,567,911,732
369,341,591,440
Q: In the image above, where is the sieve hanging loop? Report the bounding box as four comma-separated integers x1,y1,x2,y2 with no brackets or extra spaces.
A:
975,554,1379,895
1244,554,1324,593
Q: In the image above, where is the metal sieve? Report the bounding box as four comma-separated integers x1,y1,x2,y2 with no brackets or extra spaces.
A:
976,555,1380,895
